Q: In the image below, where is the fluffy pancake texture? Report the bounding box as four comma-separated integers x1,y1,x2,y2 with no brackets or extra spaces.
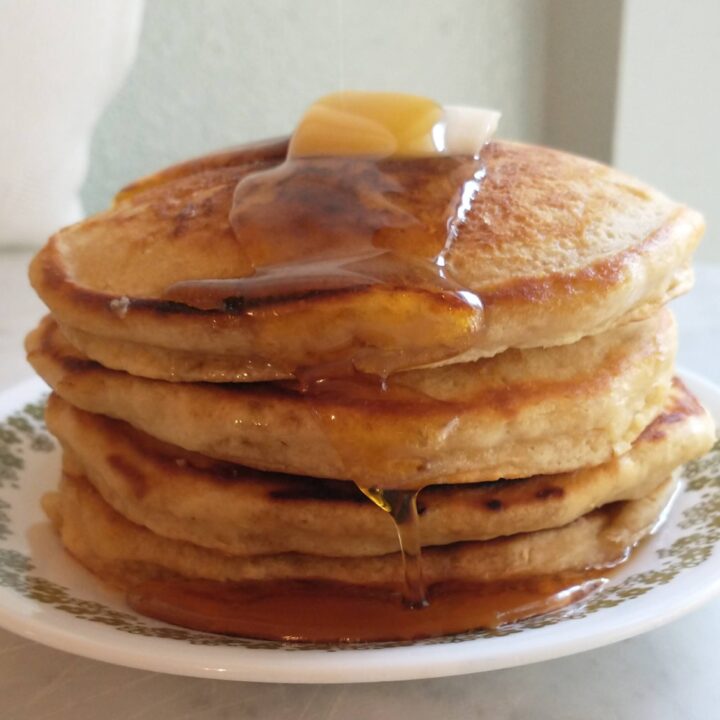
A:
29,139,702,381
27,309,676,487
24,124,715,636
47,380,715,558
44,472,678,589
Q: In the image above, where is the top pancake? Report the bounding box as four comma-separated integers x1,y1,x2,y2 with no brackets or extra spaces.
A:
29,139,702,382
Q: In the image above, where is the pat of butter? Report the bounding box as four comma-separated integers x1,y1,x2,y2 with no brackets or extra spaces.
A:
288,92,500,159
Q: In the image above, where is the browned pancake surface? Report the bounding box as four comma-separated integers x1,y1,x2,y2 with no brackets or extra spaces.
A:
44,473,679,588
27,310,676,487
30,140,702,381
48,379,715,556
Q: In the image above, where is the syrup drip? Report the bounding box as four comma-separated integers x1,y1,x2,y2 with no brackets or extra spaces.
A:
292,371,439,604
128,574,608,643
361,488,427,607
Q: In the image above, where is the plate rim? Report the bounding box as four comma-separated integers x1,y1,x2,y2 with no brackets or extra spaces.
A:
0,370,718,684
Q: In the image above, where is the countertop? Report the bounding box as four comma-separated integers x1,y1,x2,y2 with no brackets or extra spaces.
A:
1,248,719,720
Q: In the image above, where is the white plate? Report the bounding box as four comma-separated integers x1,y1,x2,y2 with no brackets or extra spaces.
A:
0,372,718,684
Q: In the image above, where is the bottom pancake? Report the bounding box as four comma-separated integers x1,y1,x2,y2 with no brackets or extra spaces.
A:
44,472,677,589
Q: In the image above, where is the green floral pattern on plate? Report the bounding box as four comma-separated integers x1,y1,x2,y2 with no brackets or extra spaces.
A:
0,394,718,650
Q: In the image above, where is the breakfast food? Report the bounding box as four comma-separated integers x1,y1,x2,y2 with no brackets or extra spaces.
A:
45,379,712,559
26,92,715,641
31,139,698,383
27,309,676,486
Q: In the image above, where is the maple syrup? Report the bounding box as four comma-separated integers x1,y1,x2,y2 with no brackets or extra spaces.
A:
157,93,601,632
163,93,493,378
128,573,608,643
163,153,486,376
161,94,499,610
361,487,427,607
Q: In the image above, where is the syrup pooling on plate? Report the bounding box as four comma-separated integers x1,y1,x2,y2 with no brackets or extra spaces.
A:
162,92,500,616
127,574,609,643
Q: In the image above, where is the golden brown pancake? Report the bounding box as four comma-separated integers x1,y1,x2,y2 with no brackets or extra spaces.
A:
44,472,678,588
27,310,676,487
23,122,713,637
47,380,714,557
29,139,702,382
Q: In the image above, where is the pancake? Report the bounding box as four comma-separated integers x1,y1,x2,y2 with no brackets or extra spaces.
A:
43,472,678,589
27,309,676,487
47,379,715,557
29,139,702,382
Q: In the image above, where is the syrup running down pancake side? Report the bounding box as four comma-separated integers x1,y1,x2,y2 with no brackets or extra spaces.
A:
162,93,498,610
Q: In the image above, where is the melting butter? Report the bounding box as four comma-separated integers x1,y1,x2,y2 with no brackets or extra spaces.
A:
288,91,500,159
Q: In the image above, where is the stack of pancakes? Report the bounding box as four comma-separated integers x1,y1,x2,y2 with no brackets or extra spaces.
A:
25,140,715,620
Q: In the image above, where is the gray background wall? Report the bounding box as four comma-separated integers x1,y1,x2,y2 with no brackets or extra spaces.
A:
613,0,720,265
82,0,549,212
82,0,718,262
